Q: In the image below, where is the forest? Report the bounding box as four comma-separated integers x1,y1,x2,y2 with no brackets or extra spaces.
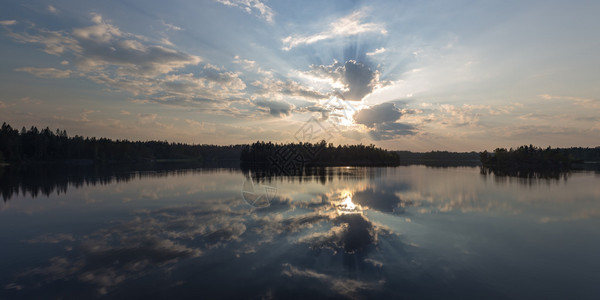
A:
479,145,589,171
0,122,242,163
3,122,600,169
240,140,400,167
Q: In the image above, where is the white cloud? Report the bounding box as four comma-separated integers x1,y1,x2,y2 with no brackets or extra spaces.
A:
162,21,182,31
216,0,274,23
282,10,386,50
15,67,72,78
366,47,386,56
47,5,58,14
0,20,17,26
7,27,81,55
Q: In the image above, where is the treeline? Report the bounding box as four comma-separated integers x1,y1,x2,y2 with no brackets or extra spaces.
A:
480,145,573,170
240,141,400,166
0,122,243,163
562,147,600,162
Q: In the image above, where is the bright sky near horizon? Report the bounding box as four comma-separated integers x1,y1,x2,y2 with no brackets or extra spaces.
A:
1,0,599,151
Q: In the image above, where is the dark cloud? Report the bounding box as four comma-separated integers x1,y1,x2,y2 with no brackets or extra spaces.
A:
353,102,418,140
294,105,330,120
255,100,293,117
354,102,401,128
303,213,381,254
369,122,417,140
309,60,388,101
352,188,405,213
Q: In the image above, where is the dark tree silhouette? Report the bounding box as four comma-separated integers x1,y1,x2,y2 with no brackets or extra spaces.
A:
0,122,243,163
240,140,400,166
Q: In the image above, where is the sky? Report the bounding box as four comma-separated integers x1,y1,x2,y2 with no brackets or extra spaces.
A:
0,0,599,151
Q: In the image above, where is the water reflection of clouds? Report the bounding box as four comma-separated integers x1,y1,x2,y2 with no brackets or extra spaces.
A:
281,263,383,298
4,166,600,298
8,184,400,297
9,197,247,295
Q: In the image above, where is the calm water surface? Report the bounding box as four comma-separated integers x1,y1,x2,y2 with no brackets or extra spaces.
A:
1,166,599,299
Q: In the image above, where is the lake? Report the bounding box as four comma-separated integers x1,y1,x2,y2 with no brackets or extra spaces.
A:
1,165,599,299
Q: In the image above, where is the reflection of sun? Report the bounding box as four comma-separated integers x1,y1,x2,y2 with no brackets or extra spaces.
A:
341,194,356,210
336,190,360,214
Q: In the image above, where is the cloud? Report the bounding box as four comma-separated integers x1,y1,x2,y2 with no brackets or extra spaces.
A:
352,102,417,139
233,55,273,76
354,103,401,128
3,14,259,109
0,101,13,109
519,113,549,120
352,188,405,213
414,103,483,128
539,93,598,107
162,21,182,31
282,10,386,50
7,13,201,77
251,78,328,101
369,122,418,140
216,0,275,23
47,5,58,14
309,60,388,101
281,263,381,298
24,233,75,244
8,201,253,295
148,69,246,103
201,65,246,90
7,27,81,55
0,20,17,26
15,67,72,78
366,47,386,56
253,212,330,237
254,100,293,117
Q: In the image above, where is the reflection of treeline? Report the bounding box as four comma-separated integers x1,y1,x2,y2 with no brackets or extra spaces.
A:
240,141,400,166
395,151,480,165
480,165,570,181
0,163,238,201
242,165,379,184
0,123,243,163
